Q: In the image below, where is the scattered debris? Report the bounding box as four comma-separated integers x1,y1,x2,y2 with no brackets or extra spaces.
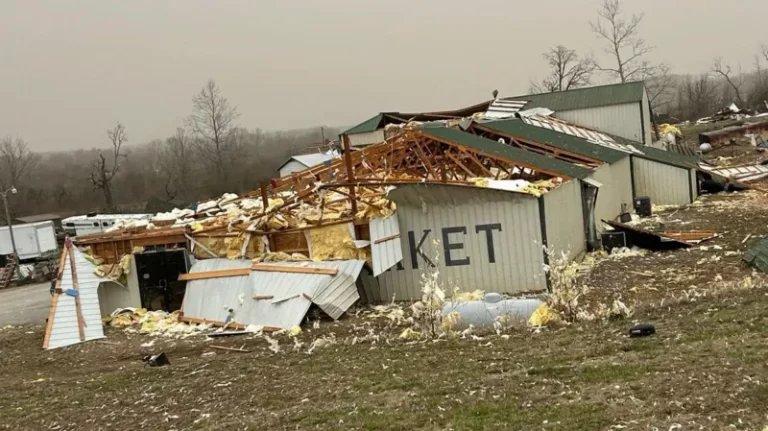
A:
628,323,656,338
142,352,171,367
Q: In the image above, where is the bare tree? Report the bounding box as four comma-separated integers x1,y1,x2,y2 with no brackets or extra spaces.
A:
188,80,240,191
530,45,596,93
591,0,658,83
711,58,746,107
90,122,127,209
676,74,719,121
156,127,194,200
0,136,39,190
644,64,676,112
762,44,768,64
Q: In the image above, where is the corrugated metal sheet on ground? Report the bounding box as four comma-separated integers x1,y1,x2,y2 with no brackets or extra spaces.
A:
521,115,643,155
484,99,527,119
703,163,768,181
46,247,106,349
181,259,364,328
369,216,403,277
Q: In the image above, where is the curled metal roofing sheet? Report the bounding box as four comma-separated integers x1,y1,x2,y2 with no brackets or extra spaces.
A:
181,259,364,328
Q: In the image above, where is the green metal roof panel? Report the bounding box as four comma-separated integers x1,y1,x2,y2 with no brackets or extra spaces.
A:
481,119,627,164
508,81,645,112
342,113,384,135
744,238,768,273
421,127,593,180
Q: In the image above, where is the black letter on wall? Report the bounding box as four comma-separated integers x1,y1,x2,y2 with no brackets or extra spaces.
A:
442,226,470,266
408,230,434,269
475,223,502,263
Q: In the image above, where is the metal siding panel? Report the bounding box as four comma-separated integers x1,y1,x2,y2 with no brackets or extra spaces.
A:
35,222,58,254
556,103,644,143
47,247,106,349
278,160,310,177
632,157,690,206
369,216,403,276
181,259,363,328
611,156,635,211
375,185,544,301
347,129,385,147
544,181,586,260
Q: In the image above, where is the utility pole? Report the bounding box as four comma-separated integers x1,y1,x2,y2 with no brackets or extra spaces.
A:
1,186,21,281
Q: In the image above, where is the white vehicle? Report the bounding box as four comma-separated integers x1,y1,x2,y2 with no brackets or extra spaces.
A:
62,213,152,237
0,221,58,261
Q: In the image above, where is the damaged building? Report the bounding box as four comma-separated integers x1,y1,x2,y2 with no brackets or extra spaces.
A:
42,81,713,348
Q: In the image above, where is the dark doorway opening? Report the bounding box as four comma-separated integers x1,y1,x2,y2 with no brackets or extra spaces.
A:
134,249,189,311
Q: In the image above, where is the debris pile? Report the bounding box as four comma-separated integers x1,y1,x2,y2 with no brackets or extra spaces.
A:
105,308,213,337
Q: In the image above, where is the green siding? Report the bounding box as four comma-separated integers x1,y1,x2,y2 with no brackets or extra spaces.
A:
342,113,384,135
508,82,645,112
421,127,592,179
480,119,627,164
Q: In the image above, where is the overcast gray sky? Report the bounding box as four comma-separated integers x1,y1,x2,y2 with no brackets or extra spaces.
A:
1,0,766,151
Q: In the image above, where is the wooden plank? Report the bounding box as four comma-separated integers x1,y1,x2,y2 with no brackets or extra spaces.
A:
252,295,274,300
373,233,400,245
210,345,250,353
43,244,71,349
68,245,86,342
178,268,251,281
251,264,337,276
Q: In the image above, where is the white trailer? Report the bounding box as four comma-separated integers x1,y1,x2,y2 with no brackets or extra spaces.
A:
62,213,152,237
0,221,58,261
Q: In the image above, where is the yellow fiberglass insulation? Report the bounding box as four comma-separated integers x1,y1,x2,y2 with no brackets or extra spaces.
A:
192,233,264,260
308,223,371,263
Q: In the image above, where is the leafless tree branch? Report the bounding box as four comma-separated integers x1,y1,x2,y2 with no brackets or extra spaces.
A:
90,122,128,209
711,57,746,106
590,0,654,84
530,46,597,93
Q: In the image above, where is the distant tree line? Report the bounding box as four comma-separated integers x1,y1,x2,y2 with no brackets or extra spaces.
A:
0,79,340,222
530,0,768,122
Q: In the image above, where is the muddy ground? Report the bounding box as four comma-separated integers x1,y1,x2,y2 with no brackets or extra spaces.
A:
3,191,768,430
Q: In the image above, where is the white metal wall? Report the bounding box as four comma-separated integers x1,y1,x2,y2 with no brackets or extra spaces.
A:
347,129,385,147
278,160,308,178
632,157,693,206
556,102,644,144
588,158,633,232
376,185,545,301
543,180,586,261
